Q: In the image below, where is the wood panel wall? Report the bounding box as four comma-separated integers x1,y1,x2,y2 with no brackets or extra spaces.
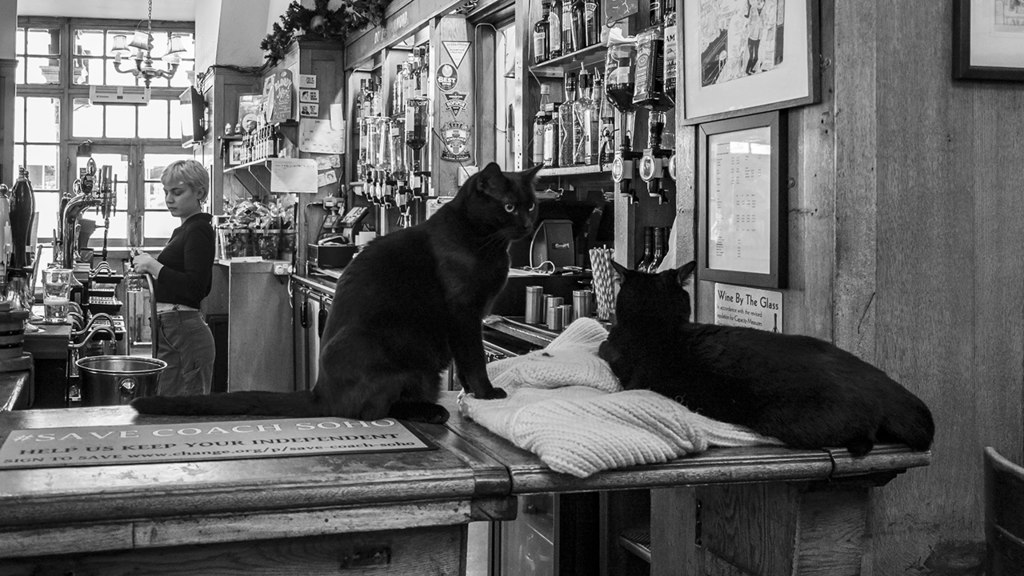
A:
679,0,1024,571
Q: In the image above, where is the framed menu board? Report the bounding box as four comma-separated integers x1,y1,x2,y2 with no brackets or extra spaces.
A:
697,110,787,288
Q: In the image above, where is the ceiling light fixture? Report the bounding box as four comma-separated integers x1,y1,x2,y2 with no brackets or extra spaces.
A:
109,0,185,88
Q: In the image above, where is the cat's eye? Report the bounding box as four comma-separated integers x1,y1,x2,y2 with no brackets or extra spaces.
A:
504,203,515,213
528,203,536,211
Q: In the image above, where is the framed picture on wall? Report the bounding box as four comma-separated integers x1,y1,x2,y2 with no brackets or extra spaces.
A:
697,111,787,288
681,0,819,125
953,0,1024,81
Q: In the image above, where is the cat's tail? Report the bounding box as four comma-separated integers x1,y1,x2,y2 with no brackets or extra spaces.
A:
880,398,936,452
131,390,321,417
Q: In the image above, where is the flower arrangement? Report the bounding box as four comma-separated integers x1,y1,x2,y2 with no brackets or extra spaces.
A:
219,197,297,260
261,0,388,67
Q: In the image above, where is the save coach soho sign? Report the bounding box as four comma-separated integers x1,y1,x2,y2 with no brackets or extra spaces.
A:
0,417,434,470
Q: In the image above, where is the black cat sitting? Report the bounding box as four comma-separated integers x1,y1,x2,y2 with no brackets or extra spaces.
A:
598,260,934,456
133,163,542,423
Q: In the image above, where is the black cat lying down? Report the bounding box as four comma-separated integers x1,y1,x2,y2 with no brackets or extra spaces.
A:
598,261,934,456
133,163,542,423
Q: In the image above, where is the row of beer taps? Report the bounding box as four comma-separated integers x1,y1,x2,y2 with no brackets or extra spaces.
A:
55,158,117,270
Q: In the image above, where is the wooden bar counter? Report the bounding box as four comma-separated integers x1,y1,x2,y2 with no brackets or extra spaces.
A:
0,390,930,575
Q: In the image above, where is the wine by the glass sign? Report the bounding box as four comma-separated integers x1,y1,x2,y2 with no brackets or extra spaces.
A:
713,283,783,333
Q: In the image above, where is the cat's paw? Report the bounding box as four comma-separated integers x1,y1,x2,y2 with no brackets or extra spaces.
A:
476,387,507,400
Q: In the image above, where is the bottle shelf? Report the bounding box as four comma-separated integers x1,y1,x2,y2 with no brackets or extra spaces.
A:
538,164,608,177
530,43,607,77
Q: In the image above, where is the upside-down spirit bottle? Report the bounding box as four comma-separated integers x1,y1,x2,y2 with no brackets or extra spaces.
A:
663,0,678,103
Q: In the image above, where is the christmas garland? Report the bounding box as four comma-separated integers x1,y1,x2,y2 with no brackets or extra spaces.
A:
260,0,388,66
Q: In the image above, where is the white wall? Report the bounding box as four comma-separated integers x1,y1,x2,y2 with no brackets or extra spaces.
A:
0,0,16,59
16,0,195,20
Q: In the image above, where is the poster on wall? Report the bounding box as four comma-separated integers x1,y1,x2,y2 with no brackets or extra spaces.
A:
262,69,294,123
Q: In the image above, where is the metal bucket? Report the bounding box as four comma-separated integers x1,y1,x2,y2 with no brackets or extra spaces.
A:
76,355,167,406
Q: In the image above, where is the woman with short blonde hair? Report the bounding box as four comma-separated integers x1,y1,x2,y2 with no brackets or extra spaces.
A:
132,159,216,396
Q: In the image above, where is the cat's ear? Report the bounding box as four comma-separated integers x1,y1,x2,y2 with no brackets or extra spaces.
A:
610,260,628,283
474,162,505,198
521,163,544,183
677,261,697,285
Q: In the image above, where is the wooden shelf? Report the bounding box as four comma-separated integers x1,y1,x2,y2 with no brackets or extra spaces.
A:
529,43,607,77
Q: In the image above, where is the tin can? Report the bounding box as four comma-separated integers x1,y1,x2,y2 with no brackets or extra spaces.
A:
546,296,564,331
572,289,594,320
525,286,544,324
558,304,573,328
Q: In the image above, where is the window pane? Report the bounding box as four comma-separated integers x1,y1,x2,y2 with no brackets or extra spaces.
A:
25,98,60,142
145,211,178,239
25,57,61,85
105,105,136,138
72,98,103,138
15,28,24,56
26,28,60,55
74,57,103,85
105,59,138,86
138,99,169,139
170,59,193,88
35,192,60,255
73,29,104,57
14,96,23,141
169,100,183,140
145,181,166,210
12,144,24,177
25,145,59,189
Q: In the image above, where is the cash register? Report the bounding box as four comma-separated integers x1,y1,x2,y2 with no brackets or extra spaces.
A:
308,203,368,270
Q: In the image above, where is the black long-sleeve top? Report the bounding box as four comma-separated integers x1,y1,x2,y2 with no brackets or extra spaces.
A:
154,213,215,309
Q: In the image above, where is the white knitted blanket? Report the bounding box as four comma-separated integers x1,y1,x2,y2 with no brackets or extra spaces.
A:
459,318,781,478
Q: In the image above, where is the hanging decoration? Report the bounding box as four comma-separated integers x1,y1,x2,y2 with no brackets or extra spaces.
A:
260,0,388,66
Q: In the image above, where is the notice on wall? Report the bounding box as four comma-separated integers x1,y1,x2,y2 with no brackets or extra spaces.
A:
299,118,345,155
713,282,782,332
0,417,435,470
269,158,317,193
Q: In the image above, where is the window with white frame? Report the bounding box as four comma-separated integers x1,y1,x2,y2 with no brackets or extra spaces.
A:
13,17,196,251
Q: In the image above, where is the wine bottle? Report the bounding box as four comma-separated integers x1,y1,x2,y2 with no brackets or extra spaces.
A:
635,227,653,271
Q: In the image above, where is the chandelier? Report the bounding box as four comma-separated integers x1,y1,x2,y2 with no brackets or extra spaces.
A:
109,0,186,88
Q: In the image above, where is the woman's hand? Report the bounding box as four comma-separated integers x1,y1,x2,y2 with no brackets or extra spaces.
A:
132,251,164,279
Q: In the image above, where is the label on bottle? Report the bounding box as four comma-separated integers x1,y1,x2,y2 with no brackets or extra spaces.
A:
584,108,599,165
534,30,547,63
533,118,546,165
664,14,678,94
543,119,558,166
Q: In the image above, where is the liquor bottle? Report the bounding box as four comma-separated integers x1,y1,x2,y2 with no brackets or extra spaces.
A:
583,71,603,165
549,0,562,59
633,26,669,110
543,105,559,167
571,0,585,51
572,72,591,165
598,73,616,165
584,0,600,48
663,0,678,103
534,1,551,65
532,110,548,166
559,73,577,167
635,227,653,271
9,167,34,272
605,32,637,112
562,0,575,54
646,227,665,272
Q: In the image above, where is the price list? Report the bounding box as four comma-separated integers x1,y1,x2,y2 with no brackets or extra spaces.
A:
707,129,772,274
